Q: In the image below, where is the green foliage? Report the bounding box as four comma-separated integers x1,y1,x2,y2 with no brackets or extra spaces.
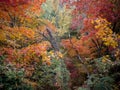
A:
42,0,72,36
93,76,114,90
32,59,70,90
32,60,57,90
93,57,112,73
84,57,118,90
55,59,70,90
0,60,33,90
86,74,114,90
0,55,5,64
78,87,89,90
77,58,119,90
108,63,120,90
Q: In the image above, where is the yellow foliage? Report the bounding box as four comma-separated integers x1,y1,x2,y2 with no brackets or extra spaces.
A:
56,51,63,58
102,55,110,63
18,41,51,65
114,49,120,61
94,17,118,48
69,49,77,57
0,30,6,41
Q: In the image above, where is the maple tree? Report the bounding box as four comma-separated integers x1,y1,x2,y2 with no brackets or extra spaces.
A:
61,0,120,58
0,0,55,67
60,1,120,89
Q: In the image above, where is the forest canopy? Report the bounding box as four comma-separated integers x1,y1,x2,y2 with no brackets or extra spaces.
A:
0,0,120,90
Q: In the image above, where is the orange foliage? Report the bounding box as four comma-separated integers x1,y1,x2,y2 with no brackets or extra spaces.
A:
0,0,46,22
0,0,57,68
0,41,51,67
4,26,35,39
19,41,51,64
61,37,91,58
29,0,46,14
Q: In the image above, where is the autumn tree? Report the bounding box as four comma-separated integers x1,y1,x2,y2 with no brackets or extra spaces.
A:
0,0,71,89
61,0,120,59
0,0,55,67
60,1,120,89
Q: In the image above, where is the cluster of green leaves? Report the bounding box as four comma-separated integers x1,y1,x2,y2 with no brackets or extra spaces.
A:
32,59,70,90
77,57,120,90
41,0,72,36
0,55,33,90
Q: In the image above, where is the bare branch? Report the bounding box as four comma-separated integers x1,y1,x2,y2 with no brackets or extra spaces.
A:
46,27,59,51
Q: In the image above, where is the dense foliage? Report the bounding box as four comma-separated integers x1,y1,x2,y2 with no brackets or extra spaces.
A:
0,0,120,90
